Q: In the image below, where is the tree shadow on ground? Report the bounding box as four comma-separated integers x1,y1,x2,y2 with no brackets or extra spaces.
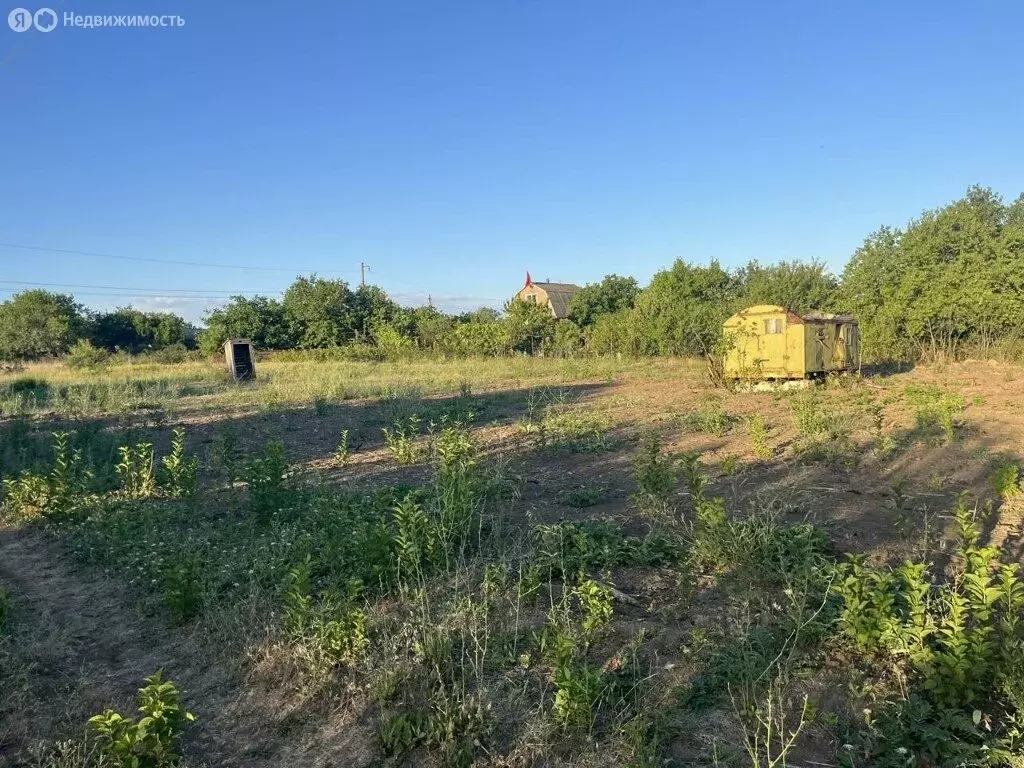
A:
862,361,917,378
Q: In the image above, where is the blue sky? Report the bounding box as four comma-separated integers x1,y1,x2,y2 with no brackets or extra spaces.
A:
2,0,1023,323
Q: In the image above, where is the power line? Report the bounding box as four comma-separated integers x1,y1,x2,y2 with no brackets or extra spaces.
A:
0,256,503,308
0,279,279,295
0,242,360,275
0,289,269,300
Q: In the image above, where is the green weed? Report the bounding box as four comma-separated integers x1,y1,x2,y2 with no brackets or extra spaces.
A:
88,671,194,768
158,428,197,499
575,578,615,634
558,484,606,508
283,559,368,682
680,404,737,436
540,408,613,452
534,520,679,575
3,471,56,520
333,428,350,464
115,442,155,499
392,495,435,587
383,415,426,464
2,431,92,519
520,390,614,452
790,391,833,438
992,459,1022,500
632,432,680,515
553,661,607,728
161,554,203,625
833,499,1024,765
748,414,773,460
243,441,292,522
905,384,966,442
214,425,241,486
789,392,856,465
380,690,492,765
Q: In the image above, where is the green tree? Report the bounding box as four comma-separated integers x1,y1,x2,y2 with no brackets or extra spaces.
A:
567,274,640,326
550,320,584,356
283,276,358,348
199,296,291,355
504,298,555,354
399,305,453,351
447,320,509,356
584,308,642,356
91,308,141,351
0,290,86,360
140,312,190,349
735,259,838,314
457,307,502,324
839,226,906,358
352,284,402,340
92,308,189,352
841,186,1024,360
633,260,737,357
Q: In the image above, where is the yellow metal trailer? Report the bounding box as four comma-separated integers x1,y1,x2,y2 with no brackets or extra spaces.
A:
723,305,860,380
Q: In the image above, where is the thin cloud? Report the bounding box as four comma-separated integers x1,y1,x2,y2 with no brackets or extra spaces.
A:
90,296,223,324
87,291,505,325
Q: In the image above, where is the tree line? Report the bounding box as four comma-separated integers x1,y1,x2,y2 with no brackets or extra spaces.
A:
1,185,1021,364
0,297,194,363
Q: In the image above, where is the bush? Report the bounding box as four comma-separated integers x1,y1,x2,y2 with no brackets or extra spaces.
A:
992,459,1022,500
904,385,966,442
244,441,293,521
88,671,195,767
680,403,736,436
533,520,679,575
143,343,192,364
747,414,773,459
558,485,606,508
833,501,1024,766
65,339,110,370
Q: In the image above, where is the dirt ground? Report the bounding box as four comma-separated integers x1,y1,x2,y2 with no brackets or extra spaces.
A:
1,359,1023,766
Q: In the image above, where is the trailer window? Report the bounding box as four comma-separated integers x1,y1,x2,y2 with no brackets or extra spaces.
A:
763,318,783,334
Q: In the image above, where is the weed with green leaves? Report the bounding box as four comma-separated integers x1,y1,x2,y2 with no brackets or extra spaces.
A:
992,459,1021,500
88,671,195,768
748,414,773,460
558,484,606,508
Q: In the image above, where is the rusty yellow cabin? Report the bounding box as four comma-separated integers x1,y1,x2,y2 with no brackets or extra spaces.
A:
723,305,860,380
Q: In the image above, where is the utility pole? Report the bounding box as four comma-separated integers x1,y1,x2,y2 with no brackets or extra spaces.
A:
428,294,433,308
360,262,369,287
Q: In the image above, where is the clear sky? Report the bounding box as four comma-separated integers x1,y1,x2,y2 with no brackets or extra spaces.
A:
2,0,1023,323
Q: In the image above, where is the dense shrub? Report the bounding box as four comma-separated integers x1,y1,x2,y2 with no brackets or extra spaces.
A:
65,339,110,370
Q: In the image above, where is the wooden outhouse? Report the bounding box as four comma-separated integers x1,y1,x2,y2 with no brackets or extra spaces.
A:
723,305,860,380
223,339,256,382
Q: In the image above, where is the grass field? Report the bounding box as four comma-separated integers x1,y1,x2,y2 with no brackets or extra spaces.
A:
2,355,1024,767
